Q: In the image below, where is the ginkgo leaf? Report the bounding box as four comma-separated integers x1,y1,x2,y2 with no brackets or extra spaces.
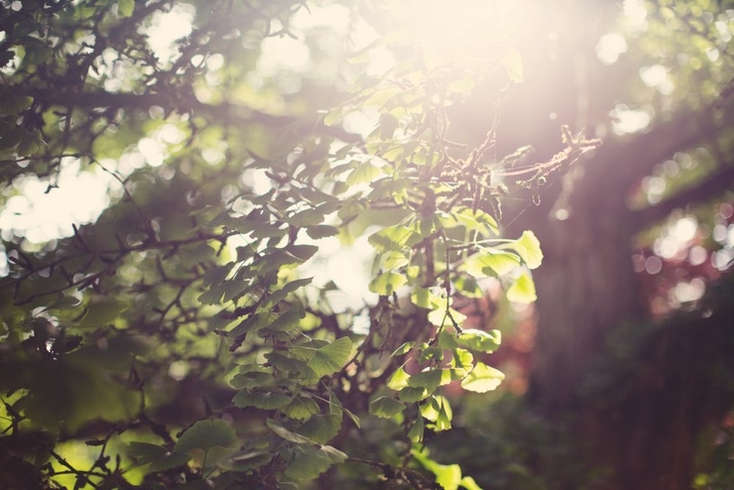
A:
408,416,424,443
369,396,405,418
510,230,543,269
407,369,442,393
410,287,443,309
501,48,524,83
174,419,238,454
117,0,134,17
296,414,342,444
128,442,191,471
506,270,537,303
460,250,520,277
232,391,291,410
457,329,501,353
281,396,320,420
398,386,427,403
460,362,505,393
346,161,382,185
369,271,408,296
285,445,347,480
266,418,313,444
368,225,419,252
306,337,353,378
387,365,411,390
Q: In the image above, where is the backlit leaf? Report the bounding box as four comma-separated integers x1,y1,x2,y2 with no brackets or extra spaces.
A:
506,270,537,303
508,230,543,269
369,396,405,418
306,336,353,378
457,329,501,353
346,161,382,185
460,362,504,393
460,250,520,277
387,365,410,390
368,225,419,252
369,271,407,296
501,48,524,83
117,0,134,17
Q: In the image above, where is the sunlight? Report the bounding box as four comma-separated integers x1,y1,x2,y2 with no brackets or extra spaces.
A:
143,4,194,65
385,0,516,65
0,160,117,244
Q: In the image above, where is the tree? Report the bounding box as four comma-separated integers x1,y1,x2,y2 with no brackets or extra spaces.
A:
0,1,593,488
441,1,734,488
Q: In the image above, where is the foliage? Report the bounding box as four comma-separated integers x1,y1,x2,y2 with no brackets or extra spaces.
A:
0,0,604,488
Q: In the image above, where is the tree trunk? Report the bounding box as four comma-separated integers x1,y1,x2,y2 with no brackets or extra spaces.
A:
525,104,734,488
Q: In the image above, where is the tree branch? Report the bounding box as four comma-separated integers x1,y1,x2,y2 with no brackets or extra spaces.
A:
18,87,362,143
633,164,734,229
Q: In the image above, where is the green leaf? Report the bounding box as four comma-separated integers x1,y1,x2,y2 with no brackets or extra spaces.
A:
174,419,238,455
296,414,342,444
306,225,339,239
78,298,129,329
118,0,134,17
459,476,483,490
435,397,453,431
456,329,501,353
218,450,271,472
368,225,419,252
264,307,306,333
438,330,459,350
460,249,520,277
228,313,268,337
386,365,410,390
329,392,361,428
281,396,320,420
506,270,537,303
285,445,347,480
128,442,191,471
419,396,452,431
501,48,524,83
392,341,415,356
266,419,313,444
427,307,466,328
306,336,353,378
398,386,427,402
232,391,291,409
508,231,543,269
380,250,410,270
451,349,474,377
407,416,424,443
441,207,498,237
412,448,479,490
267,278,313,306
369,396,405,418
0,90,33,114
407,369,442,393
287,244,320,262
369,271,408,296
460,362,504,393
288,208,324,227
229,370,272,389
346,161,382,185
410,287,443,309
